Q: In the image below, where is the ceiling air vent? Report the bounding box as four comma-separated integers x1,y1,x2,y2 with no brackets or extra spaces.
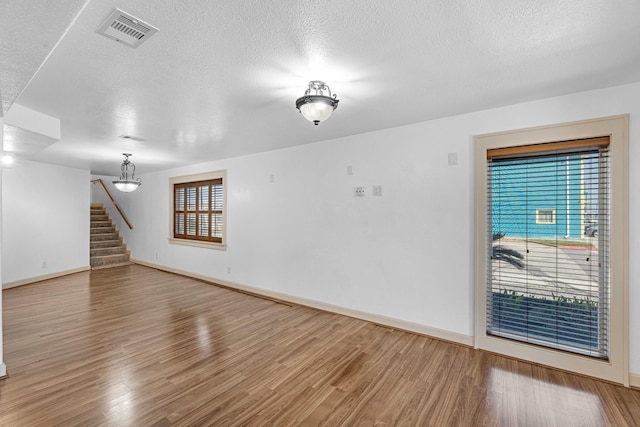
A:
97,9,158,48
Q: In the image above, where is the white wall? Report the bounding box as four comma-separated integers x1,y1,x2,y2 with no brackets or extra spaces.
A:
2,160,90,285
0,117,5,376
122,82,640,375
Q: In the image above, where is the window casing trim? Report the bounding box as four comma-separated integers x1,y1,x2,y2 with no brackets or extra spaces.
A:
474,115,629,386
535,208,556,224
169,170,227,249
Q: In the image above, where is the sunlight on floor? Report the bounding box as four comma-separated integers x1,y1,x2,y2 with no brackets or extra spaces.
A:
489,367,605,426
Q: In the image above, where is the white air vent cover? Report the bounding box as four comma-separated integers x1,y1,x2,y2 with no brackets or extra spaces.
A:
97,9,158,48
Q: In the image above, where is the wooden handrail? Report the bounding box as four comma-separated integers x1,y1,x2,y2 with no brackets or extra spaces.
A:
91,178,133,229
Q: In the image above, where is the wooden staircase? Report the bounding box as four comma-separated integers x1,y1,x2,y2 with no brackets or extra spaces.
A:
90,203,131,268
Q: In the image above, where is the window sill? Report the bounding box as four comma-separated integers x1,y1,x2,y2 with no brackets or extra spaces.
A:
168,238,226,250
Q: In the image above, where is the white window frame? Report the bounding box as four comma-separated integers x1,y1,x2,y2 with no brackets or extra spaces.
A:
535,208,556,224
169,170,227,250
474,115,629,386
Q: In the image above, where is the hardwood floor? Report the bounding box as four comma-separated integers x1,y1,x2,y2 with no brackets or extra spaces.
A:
0,264,639,426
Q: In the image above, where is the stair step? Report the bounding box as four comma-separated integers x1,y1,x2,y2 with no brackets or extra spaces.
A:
91,247,127,257
91,214,109,221
90,253,130,267
91,261,132,270
91,233,119,242
91,227,115,234
91,221,113,228
91,239,123,249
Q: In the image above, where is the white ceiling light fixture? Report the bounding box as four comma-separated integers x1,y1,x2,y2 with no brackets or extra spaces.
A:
113,153,141,192
295,81,339,125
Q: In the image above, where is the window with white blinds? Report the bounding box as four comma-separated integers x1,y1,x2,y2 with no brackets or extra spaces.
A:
487,137,610,358
172,171,225,245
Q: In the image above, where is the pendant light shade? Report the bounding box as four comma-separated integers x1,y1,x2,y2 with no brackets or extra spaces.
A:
113,153,141,192
295,81,339,125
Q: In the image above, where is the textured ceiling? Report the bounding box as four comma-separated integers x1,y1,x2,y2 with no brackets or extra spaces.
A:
3,0,640,175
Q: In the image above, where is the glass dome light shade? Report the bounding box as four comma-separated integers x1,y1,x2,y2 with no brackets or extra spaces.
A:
296,95,338,125
113,180,141,192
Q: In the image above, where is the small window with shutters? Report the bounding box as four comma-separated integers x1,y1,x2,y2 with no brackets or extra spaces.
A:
170,170,226,248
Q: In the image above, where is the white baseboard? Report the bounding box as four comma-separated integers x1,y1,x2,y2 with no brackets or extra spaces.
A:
0,362,6,378
2,266,91,290
132,259,474,347
630,373,640,390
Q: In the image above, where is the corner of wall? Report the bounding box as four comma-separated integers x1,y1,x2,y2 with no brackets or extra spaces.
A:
631,372,640,389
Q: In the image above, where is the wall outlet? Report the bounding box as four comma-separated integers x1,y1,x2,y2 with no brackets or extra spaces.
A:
354,186,365,197
347,165,353,175
448,152,458,165
227,267,231,274
373,185,383,196
41,261,47,269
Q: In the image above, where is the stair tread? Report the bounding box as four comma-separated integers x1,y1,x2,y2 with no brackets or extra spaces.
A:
91,235,120,242
91,253,129,258
91,249,127,256
90,240,123,245
91,246,126,251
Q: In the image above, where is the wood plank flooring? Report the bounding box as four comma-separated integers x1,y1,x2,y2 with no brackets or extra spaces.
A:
0,264,639,426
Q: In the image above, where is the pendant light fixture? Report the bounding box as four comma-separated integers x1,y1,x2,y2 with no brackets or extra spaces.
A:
295,81,339,125
113,153,141,192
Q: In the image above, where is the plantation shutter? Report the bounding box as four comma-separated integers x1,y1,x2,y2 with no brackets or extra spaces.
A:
174,178,223,243
486,137,610,358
